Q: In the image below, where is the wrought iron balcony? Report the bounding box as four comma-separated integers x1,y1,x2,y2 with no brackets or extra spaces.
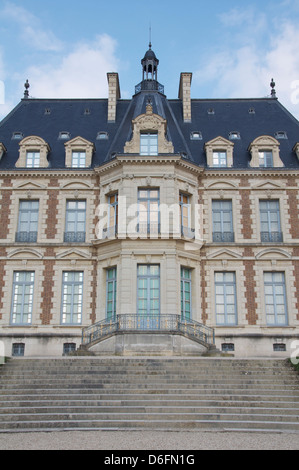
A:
82,314,215,349
135,80,164,95
213,232,235,243
15,231,37,243
261,231,283,243
64,231,86,243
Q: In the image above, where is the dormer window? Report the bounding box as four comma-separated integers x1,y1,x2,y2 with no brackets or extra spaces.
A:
259,150,273,168
97,132,109,140
124,100,174,155
140,132,158,156
213,151,227,167
190,131,202,140
71,151,86,168
12,132,24,140
205,136,234,168
229,131,240,140
16,136,50,168
26,151,40,168
64,136,94,168
274,131,288,140
59,131,70,140
249,136,283,168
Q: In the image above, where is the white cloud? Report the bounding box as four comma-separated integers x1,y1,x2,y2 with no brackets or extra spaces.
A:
26,34,119,99
194,17,299,119
1,1,63,51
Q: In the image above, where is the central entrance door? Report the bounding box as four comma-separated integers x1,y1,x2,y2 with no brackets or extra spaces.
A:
137,265,160,329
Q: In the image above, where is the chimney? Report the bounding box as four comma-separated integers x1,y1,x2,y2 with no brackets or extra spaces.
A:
178,73,192,123
107,73,121,123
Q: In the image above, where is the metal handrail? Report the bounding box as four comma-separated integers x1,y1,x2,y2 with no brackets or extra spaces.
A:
82,314,215,348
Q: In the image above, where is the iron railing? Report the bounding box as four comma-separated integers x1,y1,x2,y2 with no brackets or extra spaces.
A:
261,231,283,243
64,232,86,243
15,231,37,243
82,314,215,348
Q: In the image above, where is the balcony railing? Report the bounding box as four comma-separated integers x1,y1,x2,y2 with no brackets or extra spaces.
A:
15,231,37,243
213,232,235,243
261,231,283,243
81,314,215,349
135,80,164,95
64,231,86,243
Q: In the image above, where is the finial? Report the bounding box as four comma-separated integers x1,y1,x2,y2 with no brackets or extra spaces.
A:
149,23,152,49
24,79,30,99
270,78,276,98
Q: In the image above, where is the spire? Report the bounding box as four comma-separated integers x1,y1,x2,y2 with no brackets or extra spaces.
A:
24,79,30,99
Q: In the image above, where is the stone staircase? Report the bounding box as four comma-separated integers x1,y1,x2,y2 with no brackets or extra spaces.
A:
0,357,299,433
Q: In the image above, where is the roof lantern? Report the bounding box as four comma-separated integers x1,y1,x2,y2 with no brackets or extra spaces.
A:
135,43,164,95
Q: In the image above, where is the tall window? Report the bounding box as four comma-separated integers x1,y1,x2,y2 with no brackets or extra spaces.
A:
213,151,227,167
107,193,118,237
64,200,86,242
140,132,158,155
61,272,83,325
137,265,160,316
11,272,34,325
259,200,282,242
215,272,237,325
106,268,117,320
181,267,192,320
259,150,273,167
179,193,191,235
26,151,40,168
212,200,234,242
71,151,86,168
16,200,39,242
138,189,160,235
264,272,288,326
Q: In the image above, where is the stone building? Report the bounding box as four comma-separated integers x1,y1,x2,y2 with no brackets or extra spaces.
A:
0,45,299,357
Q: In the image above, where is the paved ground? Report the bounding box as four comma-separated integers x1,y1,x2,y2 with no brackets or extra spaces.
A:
0,430,298,450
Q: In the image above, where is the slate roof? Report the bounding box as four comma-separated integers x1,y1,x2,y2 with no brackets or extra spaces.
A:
0,86,299,170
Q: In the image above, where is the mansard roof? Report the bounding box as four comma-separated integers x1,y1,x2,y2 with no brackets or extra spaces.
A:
0,89,299,170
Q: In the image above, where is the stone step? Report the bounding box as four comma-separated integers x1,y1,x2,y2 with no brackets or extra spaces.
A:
0,358,298,433
0,404,299,416
0,417,298,433
1,409,299,423
1,397,299,409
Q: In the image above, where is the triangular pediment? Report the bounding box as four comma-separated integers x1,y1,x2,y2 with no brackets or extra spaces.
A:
253,180,284,190
205,136,234,148
64,136,94,148
56,249,91,260
207,249,242,260
14,181,46,190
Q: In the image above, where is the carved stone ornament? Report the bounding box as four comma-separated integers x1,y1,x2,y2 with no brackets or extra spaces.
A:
124,105,174,154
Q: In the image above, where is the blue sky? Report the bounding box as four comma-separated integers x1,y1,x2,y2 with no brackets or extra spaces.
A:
1,0,299,120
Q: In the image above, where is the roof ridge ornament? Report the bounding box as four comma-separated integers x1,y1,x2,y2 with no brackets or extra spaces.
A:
24,79,30,99
270,78,277,98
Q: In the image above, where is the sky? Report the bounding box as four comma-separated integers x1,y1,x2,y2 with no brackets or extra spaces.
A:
1,0,299,120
